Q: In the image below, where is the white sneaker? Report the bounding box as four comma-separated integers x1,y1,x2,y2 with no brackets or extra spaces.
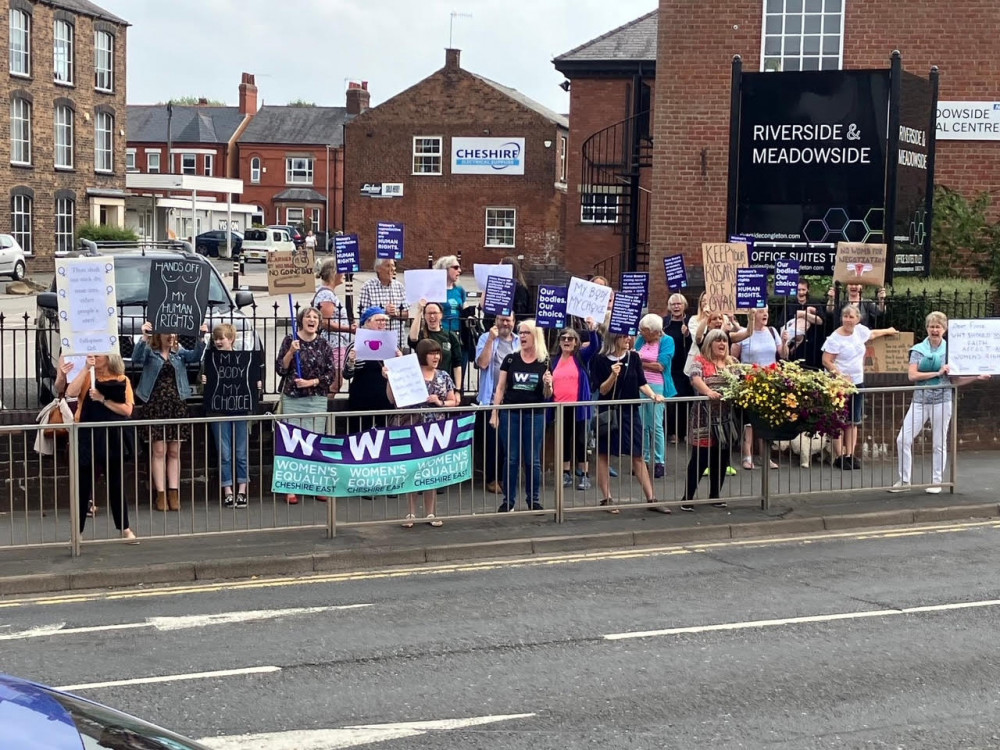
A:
888,481,910,493
925,486,943,494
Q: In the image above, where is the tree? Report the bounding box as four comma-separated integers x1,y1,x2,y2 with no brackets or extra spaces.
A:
156,96,226,106
286,99,316,107
932,185,1000,287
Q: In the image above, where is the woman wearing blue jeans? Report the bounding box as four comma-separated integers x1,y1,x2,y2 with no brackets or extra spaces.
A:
490,320,552,512
635,313,676,479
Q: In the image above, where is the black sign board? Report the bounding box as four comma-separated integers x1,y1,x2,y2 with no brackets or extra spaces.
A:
203,349,260,415
147,259,211,337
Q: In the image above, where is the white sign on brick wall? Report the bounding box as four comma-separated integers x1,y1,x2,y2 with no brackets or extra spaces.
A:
451,137,525,175
936,101,1000,141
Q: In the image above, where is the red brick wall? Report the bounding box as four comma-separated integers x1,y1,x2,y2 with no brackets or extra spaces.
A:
649,0,1000,303
344,64,566,271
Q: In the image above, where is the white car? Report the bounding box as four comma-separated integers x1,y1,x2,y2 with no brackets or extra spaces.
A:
241,227,295,262
0,233,26,280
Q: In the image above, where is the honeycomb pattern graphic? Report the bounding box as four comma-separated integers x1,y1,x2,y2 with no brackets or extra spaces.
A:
800,207,885,243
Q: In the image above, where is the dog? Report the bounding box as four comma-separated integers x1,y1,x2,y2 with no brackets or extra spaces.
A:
776,431,831,468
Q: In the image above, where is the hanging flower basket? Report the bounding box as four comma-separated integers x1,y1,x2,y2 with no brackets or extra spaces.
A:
745,410,803,441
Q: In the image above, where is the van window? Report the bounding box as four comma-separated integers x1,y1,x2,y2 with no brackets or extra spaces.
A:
244,229,267,242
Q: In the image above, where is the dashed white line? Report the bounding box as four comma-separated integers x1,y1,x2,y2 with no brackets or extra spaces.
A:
56,666,281,691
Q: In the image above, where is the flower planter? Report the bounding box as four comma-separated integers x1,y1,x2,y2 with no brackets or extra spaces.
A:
746,411,803,442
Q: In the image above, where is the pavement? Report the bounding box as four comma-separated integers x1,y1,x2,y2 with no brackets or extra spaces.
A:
1,450,998,597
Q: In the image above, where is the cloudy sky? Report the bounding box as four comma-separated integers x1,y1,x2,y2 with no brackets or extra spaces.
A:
97,0,655,112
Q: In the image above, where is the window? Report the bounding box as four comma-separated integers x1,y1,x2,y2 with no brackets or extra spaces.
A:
761,0,844,72
147,151,160,173
125,149,136,172
53,19,73,84
55,197,74,254
11,194,32,255
94,30,113,91
95,111,113,172
286,207,304,225
250,156,261,183
285,157,313,184
204,153,214,176
581,192,620,224
559,136,568,182
311,208,321,232
412,136,442,174
10,98,31,165
181,153,196,175
485,208,516,248
55,105,73,169
9,9,30,77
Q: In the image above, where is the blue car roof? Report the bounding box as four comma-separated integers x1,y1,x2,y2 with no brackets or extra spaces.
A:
0,674,83,750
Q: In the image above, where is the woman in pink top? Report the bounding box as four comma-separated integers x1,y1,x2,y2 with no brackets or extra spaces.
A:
550,319,601,491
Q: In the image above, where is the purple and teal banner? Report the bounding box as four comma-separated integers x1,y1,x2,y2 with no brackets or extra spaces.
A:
272,415,475,497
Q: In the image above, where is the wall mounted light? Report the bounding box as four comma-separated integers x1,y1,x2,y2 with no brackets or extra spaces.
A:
559,80,570,92
543,140,553,148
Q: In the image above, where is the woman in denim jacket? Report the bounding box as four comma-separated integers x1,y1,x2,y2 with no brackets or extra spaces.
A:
133,322,207,512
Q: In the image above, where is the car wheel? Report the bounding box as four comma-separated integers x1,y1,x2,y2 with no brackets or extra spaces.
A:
196,244,208,255
12,260,25,281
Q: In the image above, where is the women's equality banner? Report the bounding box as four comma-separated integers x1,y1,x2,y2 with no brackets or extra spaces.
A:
272,415,475,498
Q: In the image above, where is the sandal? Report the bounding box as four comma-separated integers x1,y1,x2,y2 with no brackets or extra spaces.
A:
742,457,754,470
426,514,443,527
121,529,139,545
401,513,415,529
86,501,97,518
600,498,620,514
646,499,672,514
769,460,779,469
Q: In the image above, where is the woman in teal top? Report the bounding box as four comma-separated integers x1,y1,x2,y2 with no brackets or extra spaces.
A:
891,311,988,494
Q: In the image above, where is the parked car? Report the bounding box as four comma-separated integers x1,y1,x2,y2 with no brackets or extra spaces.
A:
195,230,243,258
36,241,263,404
0,233,26,280
241,227,295,262
269,224,305,248
0,672,210,749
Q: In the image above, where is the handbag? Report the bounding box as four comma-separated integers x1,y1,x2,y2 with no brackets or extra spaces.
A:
595,358,621,432
39,397,74,437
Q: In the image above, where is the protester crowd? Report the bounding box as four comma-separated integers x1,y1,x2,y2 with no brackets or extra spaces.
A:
41,256,985,542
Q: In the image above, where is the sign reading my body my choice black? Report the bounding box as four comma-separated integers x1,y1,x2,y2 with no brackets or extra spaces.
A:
204,349,261,415
147,259,211,338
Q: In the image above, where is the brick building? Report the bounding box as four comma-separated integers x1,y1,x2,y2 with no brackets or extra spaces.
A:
553,11,656,281
344,49,568,271
1,0,128,263
647,0,1000,299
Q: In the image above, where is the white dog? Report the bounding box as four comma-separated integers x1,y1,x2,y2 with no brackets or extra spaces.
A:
776,432,830,468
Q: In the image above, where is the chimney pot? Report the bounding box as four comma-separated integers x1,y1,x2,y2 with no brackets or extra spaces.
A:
238,71,258,116
346,82,371,115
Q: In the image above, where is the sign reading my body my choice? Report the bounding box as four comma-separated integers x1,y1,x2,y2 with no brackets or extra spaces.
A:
335,234,361,273
535,285,568,329
376,222,404,260
204,349,260,415
147,259,210,338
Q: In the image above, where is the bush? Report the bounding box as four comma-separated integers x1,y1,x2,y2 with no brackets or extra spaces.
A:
76,223,139,243
883,278,996,332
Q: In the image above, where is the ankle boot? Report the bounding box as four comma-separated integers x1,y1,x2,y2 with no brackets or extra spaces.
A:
167,489,180,511
155,491,168,512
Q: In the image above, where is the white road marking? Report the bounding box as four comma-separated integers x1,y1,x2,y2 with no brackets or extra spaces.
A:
604,597,1000,640
0,604,369,641
55,666,281,691
200,714,536,750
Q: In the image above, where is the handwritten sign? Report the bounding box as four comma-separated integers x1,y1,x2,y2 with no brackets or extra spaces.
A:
946,319,1000,375
566,277,613,321
335,234,361,274
473,263,512,292
664,254,688,289
774,259,800,297
702,242,749,315
535,285,568,329
864,332,915,374
736,268,768,309
608,293,643,336
375,222,404,260
483,276,516,316
833,242,887,286
621,272,649,306
384,353,428,408
267,249,315,295
403,269,447,307
203,349,260,414
54,256,119,355
147,259,210,338
354,328,398,360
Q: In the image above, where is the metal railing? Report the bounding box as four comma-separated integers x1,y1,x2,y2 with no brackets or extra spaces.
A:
1,384,958,556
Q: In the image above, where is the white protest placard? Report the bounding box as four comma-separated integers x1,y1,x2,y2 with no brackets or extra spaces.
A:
566,277,613,321
946,319,1000,375
64,354,88,386
54,256,119,355
354,329,399,361
473,263,512,292
403,269,448,307
384,353,428,408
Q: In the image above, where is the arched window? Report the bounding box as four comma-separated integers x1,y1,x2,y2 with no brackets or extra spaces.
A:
11,191,32,255
250,156,261,183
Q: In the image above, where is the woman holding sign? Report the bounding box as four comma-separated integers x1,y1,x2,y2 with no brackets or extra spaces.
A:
134,322,208,512
635,314,677,479
890,312,988,494
313,259,356,395
409,300,463,387
733,308,789,470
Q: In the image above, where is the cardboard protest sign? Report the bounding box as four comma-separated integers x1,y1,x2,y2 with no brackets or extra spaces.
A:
608,293,643,336
54,256,119,355
483,275,516,316
946,319,1000,375
267,249,315,295
566,277,613,321
863,332,914,374
736,268,768,309
621,272,649,306
535,285,568,329
702,242,749,314
147,258,210,337
833,242,887,286
774,259,800,297
376,222,404,260
664,254,688,289
335,234,361,273
203,349,260,414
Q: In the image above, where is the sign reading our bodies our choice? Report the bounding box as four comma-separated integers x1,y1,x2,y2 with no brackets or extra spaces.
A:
946,319,1000,375
452,137,525,175
535,285,568,329
55,256,119,355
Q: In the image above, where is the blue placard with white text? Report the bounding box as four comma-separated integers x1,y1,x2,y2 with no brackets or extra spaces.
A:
608,293,644,336
535,285,568,329
621,272,649,306
736,267,768,309
335,234,361,273
482,275,516,317
376,222,404,260
663,255,688,289
774,259,800,297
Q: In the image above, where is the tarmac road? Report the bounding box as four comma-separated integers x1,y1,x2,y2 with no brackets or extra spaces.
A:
3,520,1000,748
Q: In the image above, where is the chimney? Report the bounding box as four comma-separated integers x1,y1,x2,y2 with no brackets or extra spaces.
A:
346,80,370,115
445,48,461,70
238,72,258,115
